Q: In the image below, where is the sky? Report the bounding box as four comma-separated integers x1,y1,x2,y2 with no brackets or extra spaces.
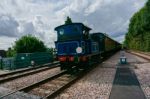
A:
0,0,147,50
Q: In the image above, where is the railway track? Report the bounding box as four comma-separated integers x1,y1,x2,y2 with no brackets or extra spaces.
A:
133,50,150,56
0,67,94,99
136,51,150,57
0,53,116,98
0,62,60,84
127,50,150,61
0,70,68,98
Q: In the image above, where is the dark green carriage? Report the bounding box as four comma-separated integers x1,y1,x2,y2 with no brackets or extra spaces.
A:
91,32,121,53
90,33,105,53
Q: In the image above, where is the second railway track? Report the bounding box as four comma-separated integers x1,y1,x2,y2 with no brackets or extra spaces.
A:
0,70,68,98
127,50,150,61
0,67,94,99
0,57,108,98
0,62,60,84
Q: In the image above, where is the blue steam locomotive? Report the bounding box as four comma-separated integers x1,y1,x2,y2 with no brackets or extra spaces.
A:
55,23,121,70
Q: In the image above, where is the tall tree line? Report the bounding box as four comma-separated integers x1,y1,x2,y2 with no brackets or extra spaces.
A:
124,0,150,51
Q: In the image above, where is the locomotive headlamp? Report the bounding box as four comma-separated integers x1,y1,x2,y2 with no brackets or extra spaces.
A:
76,47,82,53
59,29,64,35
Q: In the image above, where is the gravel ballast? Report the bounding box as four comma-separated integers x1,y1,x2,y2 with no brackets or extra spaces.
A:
0,87,41,99
126,52,150,99
0,67,60,90
134,62,150,99
55,52,120,99
0,70,8,74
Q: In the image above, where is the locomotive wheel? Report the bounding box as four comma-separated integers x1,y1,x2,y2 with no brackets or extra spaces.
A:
60,63,66,70
66,66,79,74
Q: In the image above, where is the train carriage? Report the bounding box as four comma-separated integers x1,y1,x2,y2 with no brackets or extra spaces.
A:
90,33,121,56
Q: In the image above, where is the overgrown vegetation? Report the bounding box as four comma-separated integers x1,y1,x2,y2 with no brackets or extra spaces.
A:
65,16,72,24
6,35,56,57
124,0,150,51
6,47,15,57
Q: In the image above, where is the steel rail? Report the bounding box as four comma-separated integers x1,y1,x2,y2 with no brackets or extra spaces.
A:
0,70,66,99
127,51,150,61
0,63,60,84
44,70,85,99
0,61,59,77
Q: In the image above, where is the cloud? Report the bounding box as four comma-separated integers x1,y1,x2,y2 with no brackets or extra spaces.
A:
68,0,146,36
114,34,125,43
20,22,35,35
0,0,147,50
0,14,19,37
0,36,16,50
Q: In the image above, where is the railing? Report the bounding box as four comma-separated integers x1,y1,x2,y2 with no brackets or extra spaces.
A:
0,57,56,70
0,57,14,70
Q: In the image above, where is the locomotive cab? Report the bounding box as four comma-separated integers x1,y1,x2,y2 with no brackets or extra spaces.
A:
55,23,91,41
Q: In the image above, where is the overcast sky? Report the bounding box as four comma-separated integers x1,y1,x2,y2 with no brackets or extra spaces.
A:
0,0,147,50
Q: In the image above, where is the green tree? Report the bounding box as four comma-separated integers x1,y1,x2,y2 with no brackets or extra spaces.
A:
125,0,150,52
65,16,72,24
46,48,54,54
14,35,47,53
6,47,16,57
46,48,57,60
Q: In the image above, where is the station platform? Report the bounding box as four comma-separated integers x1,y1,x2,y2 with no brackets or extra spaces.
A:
109,64,146,99
109,51,147,99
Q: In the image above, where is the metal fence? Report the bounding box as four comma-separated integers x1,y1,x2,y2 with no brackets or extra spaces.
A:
0,57,15,70
0,52,54,70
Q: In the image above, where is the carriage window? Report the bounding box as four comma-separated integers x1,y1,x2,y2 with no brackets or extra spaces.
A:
83,30,89,39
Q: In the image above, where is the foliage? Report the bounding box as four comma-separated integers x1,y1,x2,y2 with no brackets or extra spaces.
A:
14,35,47,53
65,16,72,24
6,47,16,57
124,0,150,51
46,48,56,54
46,48,57,59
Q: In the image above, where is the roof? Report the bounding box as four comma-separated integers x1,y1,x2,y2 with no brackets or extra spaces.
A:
54,23,92,31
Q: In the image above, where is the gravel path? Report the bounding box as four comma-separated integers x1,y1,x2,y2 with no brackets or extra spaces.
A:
0,70,8,74
126,52,150,99
129,51,150,60
134,63,150,99
55,52,120,99
0,67,60,90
